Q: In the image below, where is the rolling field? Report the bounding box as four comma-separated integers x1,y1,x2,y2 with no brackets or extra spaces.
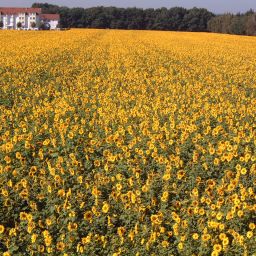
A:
0,29,255,255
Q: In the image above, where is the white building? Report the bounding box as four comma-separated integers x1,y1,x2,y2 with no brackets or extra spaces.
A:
0,7,60,30
40,14,60,30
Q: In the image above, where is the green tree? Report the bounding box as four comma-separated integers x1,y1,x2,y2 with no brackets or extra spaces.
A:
230,15,246,35
17,22,22,29
32,3,60,14
31,22,37,29
39,22,46,30
183,8,214,31
208,14,233,34
245,14,256,35
208,11,256,36
151,8,170,30
168,7,188,31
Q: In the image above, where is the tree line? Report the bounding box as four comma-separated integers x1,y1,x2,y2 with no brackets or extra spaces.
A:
32,3,214,32
208,10,256,36
32,3,256,35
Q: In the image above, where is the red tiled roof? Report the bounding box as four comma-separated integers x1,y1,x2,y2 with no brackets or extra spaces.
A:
0,7,42,14
40,14,60,21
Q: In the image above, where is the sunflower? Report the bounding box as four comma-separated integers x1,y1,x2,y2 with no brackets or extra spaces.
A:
249,223,255,230
43,139,50,146
162,240,169,248
222,238,229,246
211,251,219,256
117,227,126,237
178,242,183,250
0,225,5,234
246,231,253,239
68,222,78,231
84,211,93,221
94,159,101,167
177,170,185,180
213,244,222,252
241,168,247,175
192,233,199,240
15,152,22,159
57,241,65,251
102,202,110,213
202,234,211,242
20,212,27,221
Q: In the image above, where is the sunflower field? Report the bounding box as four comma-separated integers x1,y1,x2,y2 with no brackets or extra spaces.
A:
0,29,255,256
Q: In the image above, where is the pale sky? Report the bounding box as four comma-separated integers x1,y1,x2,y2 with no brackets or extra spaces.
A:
0,0,255,14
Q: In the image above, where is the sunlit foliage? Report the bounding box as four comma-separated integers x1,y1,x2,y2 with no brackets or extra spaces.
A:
0,29,255,255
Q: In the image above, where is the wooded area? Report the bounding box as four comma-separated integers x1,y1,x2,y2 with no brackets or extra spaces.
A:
208,10,256,36
32,3,256,35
